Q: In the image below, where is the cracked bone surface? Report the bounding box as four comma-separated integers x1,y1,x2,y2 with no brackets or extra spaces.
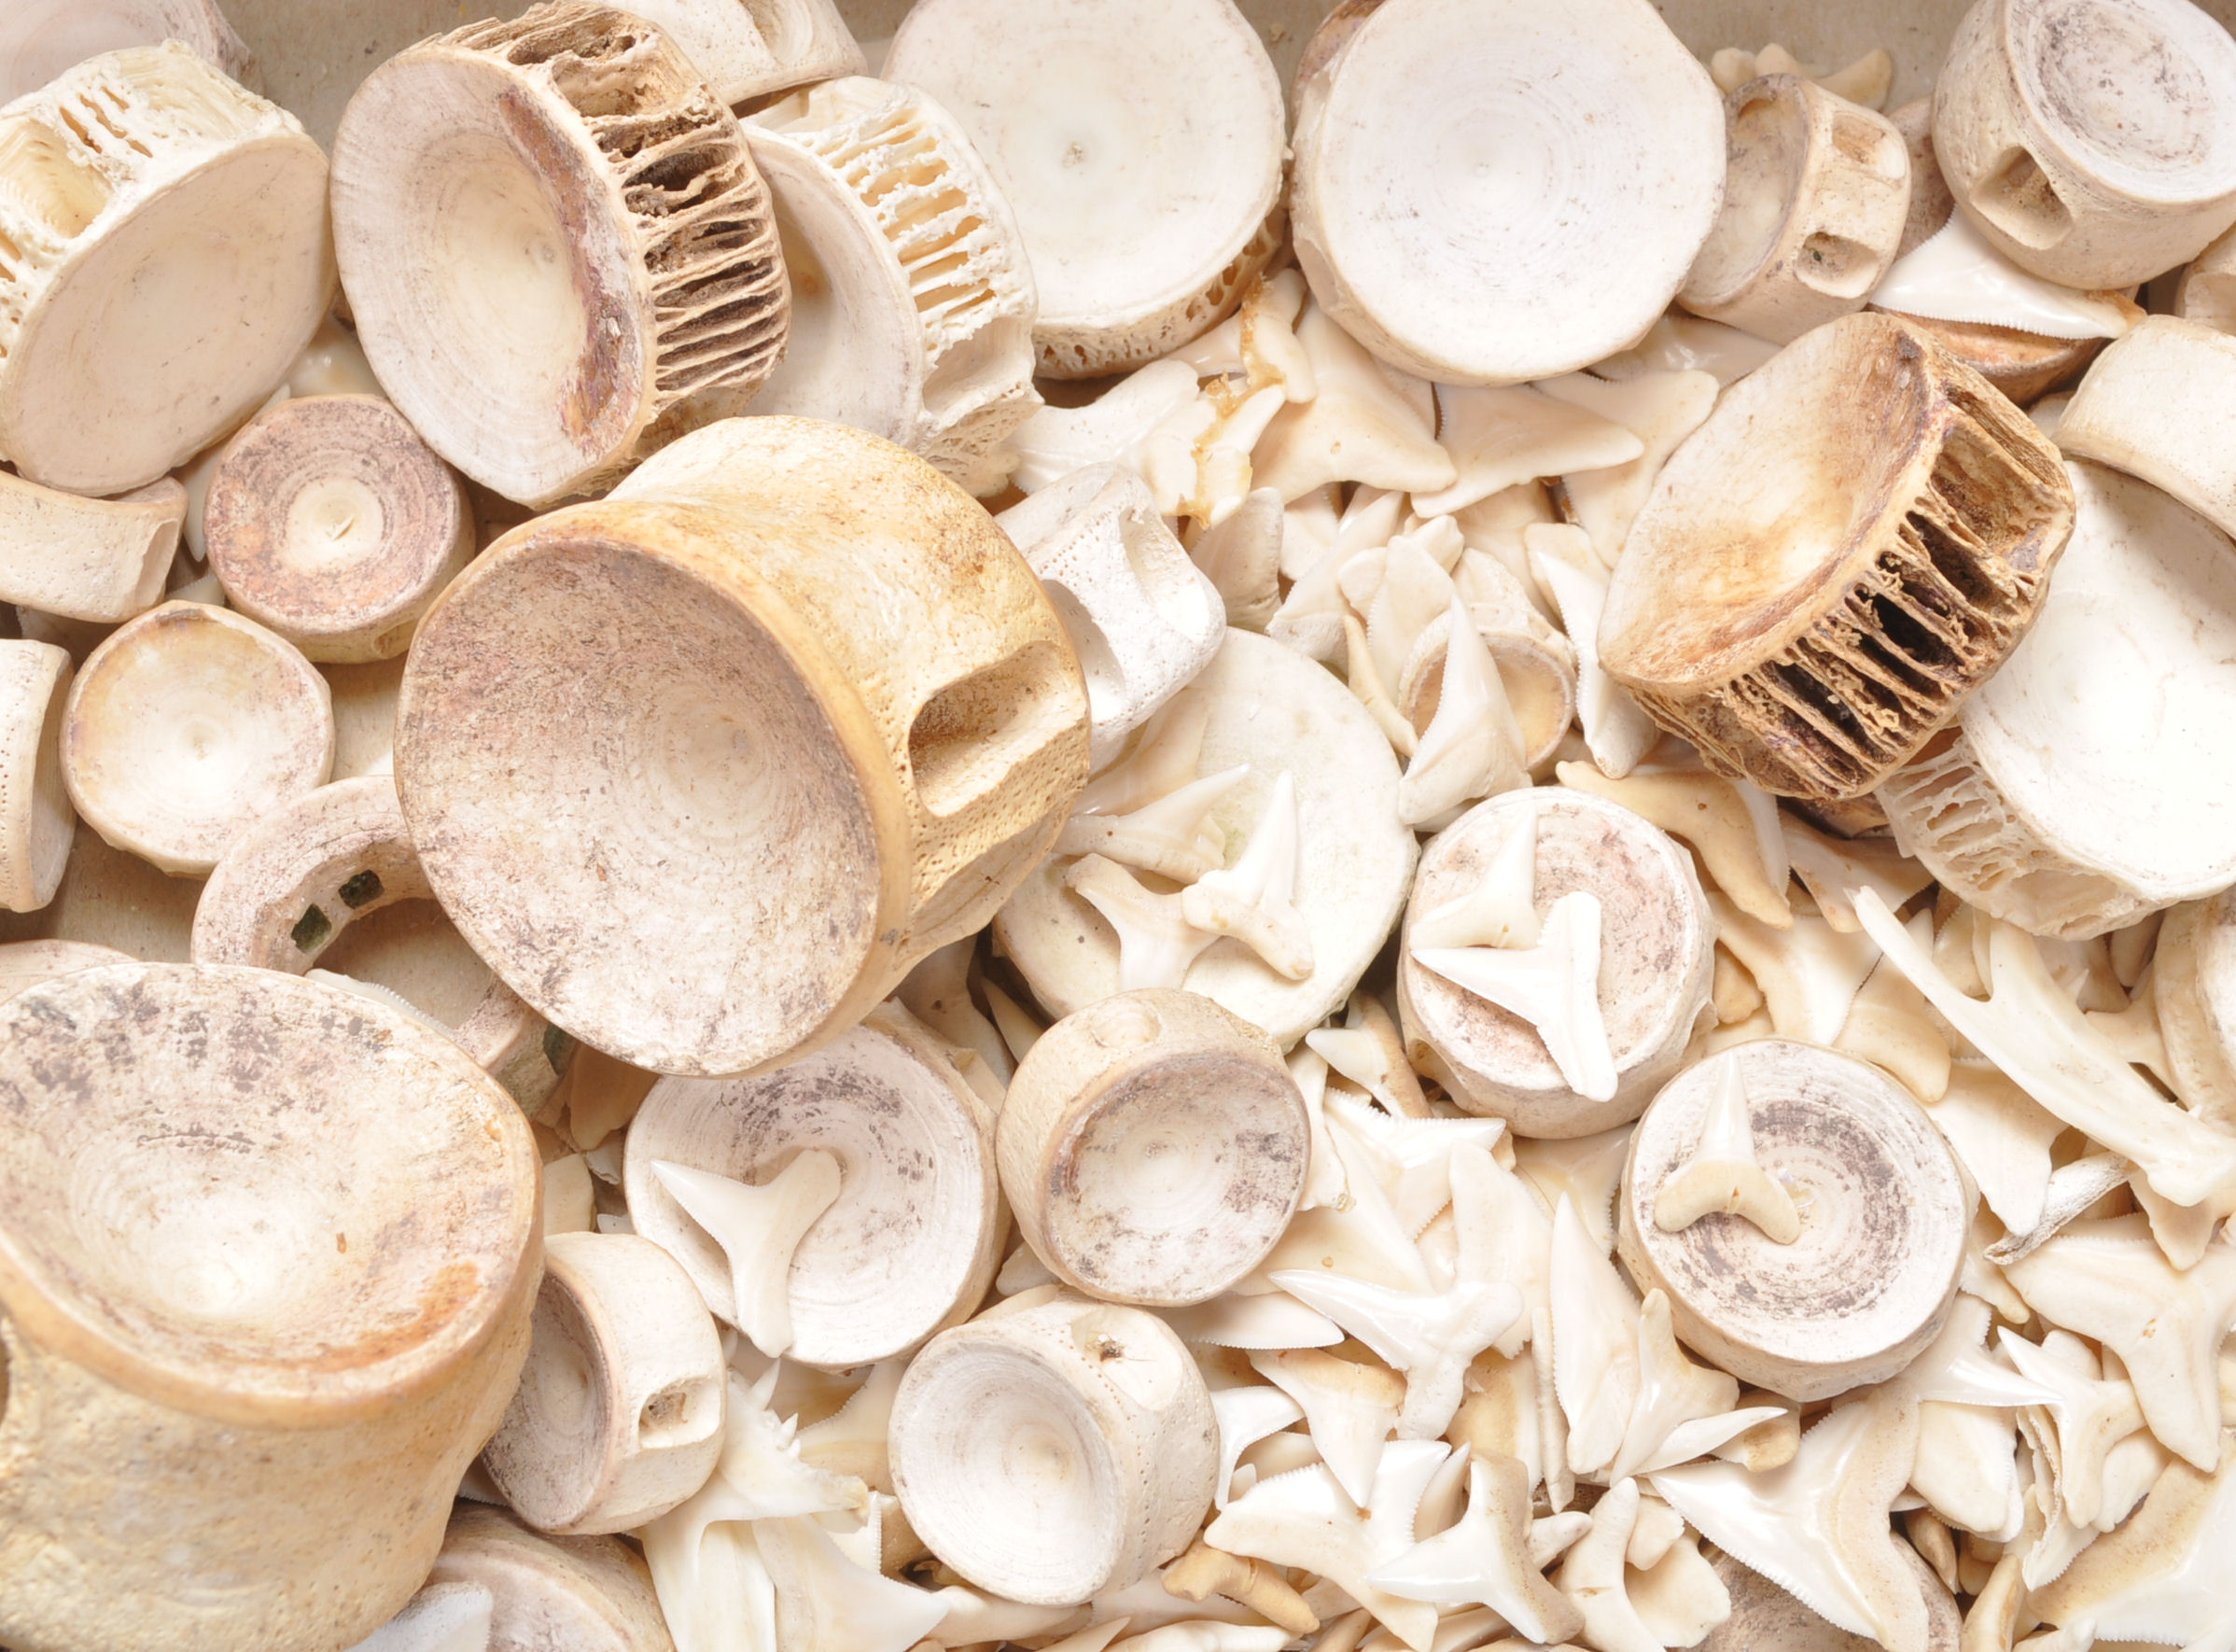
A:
1680,74,1914,344
0,43,330,496
1932,0,2236,289
1600,311,2075,800
1290,0,1725,384
883,0,1286,379
1620,1040,1968,1401
742,76,1040,496
328,2,790,507
998,465,1226,768
394,416,1087,1076
888,1291,1217,1603
999,988,1307,1306
1398,785,1713,1137
622,1002,1000,1367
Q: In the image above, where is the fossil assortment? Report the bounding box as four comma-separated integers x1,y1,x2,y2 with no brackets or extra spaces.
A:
7,1,2236,1651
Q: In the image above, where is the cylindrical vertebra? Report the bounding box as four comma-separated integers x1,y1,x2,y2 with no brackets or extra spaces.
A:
395,416,1087,1077
744,77,1041,497
481,1230,725,1535
1600,312,2075,800
999,989,1307,1307
2055,315,2236,540
1931,0,2236,289
624,1003,1003,1367
426,1505,677,1652
62,601,334,876
0,473,183,624
889,1292,1217,1604
1399,788,1713,1138
1876,460,2236,940
0,964,540,1652
204,395,472,663
192,776,569,1110
0,641,75,914
1618,1039,1968,1400
329,1,790,507
0,43,331,495
1681,75,1913,344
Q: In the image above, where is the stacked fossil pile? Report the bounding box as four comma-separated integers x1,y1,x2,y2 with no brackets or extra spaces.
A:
3,0,2236,1649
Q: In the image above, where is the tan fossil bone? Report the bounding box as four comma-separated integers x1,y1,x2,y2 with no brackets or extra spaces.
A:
1681,74,1913,344
744,77,1038,496
342,1579,492,1652
203,395,471,664
883,0,1282,379
190,775,567,1108
0,472,183,624
999,989,1307,1308
1856,888,2236,1210
0,43,328,496
1620,1039,1968,1400
62,600,332,876
0,641,74,914
998,466,1225,768
1290,0,1724,385
0,0,257,101
1879,461,2236,939
1933,0,2236,289
1651,1057,1803,1243
0,963,538,1651
2057,315,2236,540
397,417,1086,1077
481,1229,725,1536
1399,786,1714,1137
1251,305,1456,504
624,1003,999,1368
1000,628,1415,1048
2152,892,2236,1130
1600,311,2075,800
889,1292,1216,1605
329,2,789,507
423,1505,676,1652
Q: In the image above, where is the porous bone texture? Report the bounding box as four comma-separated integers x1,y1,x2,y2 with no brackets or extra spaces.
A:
1602,313,2074,800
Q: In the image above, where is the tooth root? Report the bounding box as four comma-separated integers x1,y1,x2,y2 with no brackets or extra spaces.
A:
1415,893,1618,1103
1411,810,1542,953
1066,853,1219,992
650,1151,843,1355
1653,1059,1801,1244
1181,770,1314,981
1058,763,1251,882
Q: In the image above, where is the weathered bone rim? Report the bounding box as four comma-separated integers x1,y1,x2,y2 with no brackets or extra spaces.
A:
0,961,539,1425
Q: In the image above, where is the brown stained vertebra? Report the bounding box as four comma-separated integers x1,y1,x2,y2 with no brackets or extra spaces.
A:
331,1,789,507
1602,313,2074,801
204,395,472,663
